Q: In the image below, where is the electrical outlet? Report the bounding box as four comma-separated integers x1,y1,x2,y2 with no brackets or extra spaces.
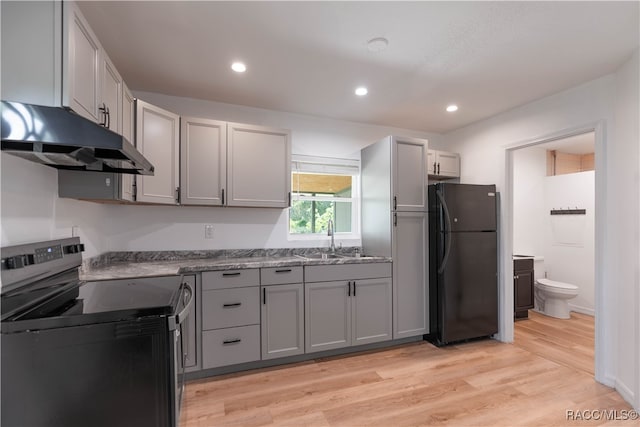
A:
204,224,214,239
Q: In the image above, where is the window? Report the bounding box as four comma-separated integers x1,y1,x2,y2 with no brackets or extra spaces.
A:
289,155,360,238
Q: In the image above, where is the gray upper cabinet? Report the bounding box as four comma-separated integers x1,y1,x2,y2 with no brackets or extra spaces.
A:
136,100,180,204
428,149,460,179
63,1,102,123
227,123,291,208
100,52,123,133
180,117,227,206
261,283,304,360
393,136,428,212
392,211,428,339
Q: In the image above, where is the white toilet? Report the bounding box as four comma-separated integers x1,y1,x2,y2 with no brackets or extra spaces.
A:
534,278,579,319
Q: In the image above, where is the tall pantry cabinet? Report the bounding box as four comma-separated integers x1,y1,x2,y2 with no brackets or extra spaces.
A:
361,136,429,339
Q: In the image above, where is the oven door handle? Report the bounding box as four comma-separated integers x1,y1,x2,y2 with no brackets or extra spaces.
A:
169,282,194,331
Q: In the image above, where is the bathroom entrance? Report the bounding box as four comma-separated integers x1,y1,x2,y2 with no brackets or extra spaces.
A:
509,130,596,377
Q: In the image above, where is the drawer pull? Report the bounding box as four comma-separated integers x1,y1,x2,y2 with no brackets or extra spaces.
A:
275,269,292,273
222,302,242,308
223,338,241,345
222,272,241,277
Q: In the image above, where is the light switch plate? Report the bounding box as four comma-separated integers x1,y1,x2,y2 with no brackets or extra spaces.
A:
204,224,214,239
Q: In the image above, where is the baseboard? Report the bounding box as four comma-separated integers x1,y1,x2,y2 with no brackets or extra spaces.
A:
568,303,595,316
614,379,636,407
601,374,616,388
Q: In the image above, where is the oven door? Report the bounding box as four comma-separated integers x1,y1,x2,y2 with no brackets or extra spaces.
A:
169,280,194,427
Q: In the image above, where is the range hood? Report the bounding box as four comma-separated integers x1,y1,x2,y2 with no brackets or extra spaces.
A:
1,101,154,175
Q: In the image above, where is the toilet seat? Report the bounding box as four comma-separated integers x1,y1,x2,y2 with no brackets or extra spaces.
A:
535,278,578,294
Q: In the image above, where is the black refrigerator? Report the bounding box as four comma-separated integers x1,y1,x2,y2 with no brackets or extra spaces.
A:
427,183,498,346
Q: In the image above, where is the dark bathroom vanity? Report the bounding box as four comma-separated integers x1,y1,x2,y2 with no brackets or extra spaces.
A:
513,257,535,319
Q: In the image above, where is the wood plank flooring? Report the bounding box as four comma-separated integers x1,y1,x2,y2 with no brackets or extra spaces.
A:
181,312,636,426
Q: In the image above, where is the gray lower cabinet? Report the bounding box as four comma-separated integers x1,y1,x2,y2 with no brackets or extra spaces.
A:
261,283,304,360
305,264,393,353
201,269,261,369
305,280,351,353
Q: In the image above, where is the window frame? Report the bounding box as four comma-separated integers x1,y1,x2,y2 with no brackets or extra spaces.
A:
287,155,361,241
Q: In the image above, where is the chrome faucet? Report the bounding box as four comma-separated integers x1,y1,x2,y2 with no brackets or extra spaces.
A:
327,219,336,254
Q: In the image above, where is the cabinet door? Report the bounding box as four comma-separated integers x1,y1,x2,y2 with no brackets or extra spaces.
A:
180,117,227,206
121,83,135,202
100,52,122,134
514,270,535,311
392,211,428,338
227,123,291,208
136,100,180,204
352,278,392,345
437,151,460,178
63,2,101,123
261,283,304,360
182,275,199,371
392,137,427,211
305,281,351,353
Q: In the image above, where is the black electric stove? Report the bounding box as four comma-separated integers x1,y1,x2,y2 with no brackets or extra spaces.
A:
1,237,192,427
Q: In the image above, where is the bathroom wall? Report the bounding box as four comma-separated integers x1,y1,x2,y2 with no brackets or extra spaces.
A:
544,171,595,315
513,145,595,315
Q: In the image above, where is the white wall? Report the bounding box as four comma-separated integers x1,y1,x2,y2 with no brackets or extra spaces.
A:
1,93,440,257
445,50,639,409
544,171,595,315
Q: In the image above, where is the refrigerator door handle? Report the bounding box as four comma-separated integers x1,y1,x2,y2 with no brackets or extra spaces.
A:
436,189,453,274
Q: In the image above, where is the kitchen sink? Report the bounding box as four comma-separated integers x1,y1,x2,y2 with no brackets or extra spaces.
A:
296,253,345,260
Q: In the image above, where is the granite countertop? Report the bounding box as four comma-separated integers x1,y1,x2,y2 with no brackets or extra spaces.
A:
80,249,391,281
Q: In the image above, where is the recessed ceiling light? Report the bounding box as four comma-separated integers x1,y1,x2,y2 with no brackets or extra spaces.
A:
367,37,389,53
231,62,246,73
446,104,458,112
355,87,368,96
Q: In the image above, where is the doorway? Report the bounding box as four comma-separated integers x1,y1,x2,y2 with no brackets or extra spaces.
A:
503,122,606,384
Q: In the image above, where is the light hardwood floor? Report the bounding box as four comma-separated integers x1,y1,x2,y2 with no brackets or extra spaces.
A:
181,312,636,426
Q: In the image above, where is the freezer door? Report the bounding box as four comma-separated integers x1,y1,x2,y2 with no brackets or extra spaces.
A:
439,184,497,232
439,231,498,344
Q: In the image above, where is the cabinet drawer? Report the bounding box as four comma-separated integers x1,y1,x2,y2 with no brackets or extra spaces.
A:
261,266,303,285
304,263,392,283
202,287,259,330
514,258,534,272
202,325,260,369
202,269,260,290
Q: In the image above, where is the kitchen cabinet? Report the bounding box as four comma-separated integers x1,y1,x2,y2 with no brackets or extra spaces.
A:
100,52,123,133
261,267,304,360
62,1,102,123
514,258,535,319
136,99,180,205
427,149,460,179
361,135,429,340
304,264,392,353
227,123,291,208
393,137,428,211
2,1,127,131
392,211,429,339
179,119,291,208
201,269,261,369
180,117,227,206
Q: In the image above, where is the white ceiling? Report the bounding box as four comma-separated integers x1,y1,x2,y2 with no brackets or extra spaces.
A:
79,1,639,134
